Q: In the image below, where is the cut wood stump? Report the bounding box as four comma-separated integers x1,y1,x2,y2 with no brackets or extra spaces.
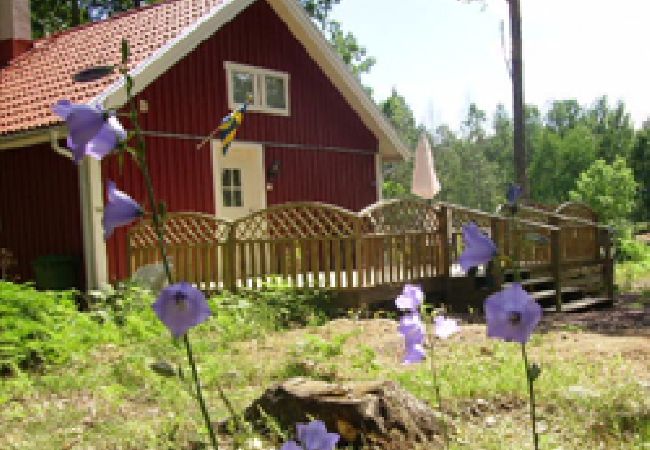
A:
243,377,447,449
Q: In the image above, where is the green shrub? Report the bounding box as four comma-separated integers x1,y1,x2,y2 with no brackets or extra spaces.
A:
0,282,120,375
208,281,336,344
616,238,650,262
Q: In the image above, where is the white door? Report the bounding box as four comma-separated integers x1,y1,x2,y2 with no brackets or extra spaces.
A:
212,142,266,221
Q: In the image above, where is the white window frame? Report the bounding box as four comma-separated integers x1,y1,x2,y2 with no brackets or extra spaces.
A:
224,61,290,116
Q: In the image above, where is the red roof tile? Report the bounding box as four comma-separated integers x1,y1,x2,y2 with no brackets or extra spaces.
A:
0,0,224,135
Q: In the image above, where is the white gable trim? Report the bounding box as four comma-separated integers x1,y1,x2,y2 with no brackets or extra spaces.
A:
94,0,408,160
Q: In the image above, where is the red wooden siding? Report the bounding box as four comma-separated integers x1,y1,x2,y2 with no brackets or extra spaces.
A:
265,147,377,211
102,136,215,281
0,144,83,284
103,0,379,282
137,0,377,150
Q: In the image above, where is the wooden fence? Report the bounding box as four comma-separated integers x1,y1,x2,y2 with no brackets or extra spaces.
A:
127,199,613,309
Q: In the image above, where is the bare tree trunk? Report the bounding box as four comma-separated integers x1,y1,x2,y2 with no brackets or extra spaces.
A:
509,0,528,197
71,0,81,26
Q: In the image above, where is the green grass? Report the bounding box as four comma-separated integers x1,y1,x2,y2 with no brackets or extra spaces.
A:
1,282,648,449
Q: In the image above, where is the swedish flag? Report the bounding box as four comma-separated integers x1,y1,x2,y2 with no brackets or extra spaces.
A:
218,102,248,155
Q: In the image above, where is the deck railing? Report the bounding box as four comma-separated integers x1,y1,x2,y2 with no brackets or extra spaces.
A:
127,199,613,308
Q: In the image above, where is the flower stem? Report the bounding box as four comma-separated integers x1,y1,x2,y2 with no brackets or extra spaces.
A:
121,60,219,449
428,318,449,450
521,344,539,450
184,334,220,449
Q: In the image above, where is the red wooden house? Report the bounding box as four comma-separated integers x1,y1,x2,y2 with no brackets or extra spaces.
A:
0,0,408,289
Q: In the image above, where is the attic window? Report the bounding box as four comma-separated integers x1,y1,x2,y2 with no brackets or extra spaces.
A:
225,62,290,116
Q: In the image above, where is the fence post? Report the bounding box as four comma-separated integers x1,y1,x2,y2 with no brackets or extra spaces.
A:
224,224,236,292
603,228,615,304
490,216,503,290
438,205,451,302
550,216,562,312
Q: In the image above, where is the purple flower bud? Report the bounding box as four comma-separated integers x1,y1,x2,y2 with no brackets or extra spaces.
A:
398,312,426,364
458,222,497,272
507,183,523,206
295,420,340,450
484,283,542,344
152,282,211,337
399,313,425,346
403,342,426,364
52,99,126,164
103,181,143,239
395,284,423,312
434,315,460,339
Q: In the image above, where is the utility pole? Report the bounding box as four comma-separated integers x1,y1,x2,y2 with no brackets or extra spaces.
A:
508,0,528,196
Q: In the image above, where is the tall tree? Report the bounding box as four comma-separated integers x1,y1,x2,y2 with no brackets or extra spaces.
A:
379,89,421,198
631,127,650,220
460,0,528,196
508,0,527,197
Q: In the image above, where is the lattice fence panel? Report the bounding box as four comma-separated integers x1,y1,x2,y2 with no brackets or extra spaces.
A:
362,199,439,234
232,202,364,240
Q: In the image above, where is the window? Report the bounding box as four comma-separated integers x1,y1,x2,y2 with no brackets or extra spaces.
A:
222,168,243,207
225,62,290,115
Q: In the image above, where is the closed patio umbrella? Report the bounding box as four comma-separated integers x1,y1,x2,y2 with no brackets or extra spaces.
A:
411,133,441,199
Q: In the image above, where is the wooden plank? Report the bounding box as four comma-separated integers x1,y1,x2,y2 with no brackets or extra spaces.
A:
323,239,331,288
311,239,320,288
290,240,298,287
300,240,309,288
387,235,394,283
259,241,268,287
333,239,342,288
345,238,354,288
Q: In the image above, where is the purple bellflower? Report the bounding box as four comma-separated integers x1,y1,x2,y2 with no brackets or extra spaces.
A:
484,283,542,344
279,420,339,450
458,222,497,272
395,284,424,312
52,99,126,163
398,312,427,364
434,315,460,339
507,183,523,206
152,282,211,337
103,181,143,239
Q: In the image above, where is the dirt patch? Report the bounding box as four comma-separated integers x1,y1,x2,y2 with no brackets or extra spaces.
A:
539,294,650,337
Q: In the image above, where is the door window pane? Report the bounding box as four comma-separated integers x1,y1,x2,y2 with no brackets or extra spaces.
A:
222,168,243,208
232,70,253,104
265,75,286,109
223,189,233,207
233,190,242,207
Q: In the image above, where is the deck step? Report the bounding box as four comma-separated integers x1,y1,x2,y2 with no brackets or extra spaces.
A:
531,286,582,300
503,276,554,290
543,297,613,313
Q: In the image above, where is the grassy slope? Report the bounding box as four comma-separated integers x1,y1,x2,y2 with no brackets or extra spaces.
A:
2,312,648,449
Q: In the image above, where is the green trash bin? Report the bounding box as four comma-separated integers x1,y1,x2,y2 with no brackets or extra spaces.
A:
32,254,80,290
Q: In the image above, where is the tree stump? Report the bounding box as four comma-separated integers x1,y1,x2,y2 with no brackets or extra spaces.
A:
244,377,447,449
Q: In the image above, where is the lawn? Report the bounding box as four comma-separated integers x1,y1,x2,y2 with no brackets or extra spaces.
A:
1,282,648,449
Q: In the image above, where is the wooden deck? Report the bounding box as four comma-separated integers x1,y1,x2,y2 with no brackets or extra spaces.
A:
127,199,614,312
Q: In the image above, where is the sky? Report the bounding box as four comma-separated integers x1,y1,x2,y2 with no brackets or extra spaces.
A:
331,0,650,131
